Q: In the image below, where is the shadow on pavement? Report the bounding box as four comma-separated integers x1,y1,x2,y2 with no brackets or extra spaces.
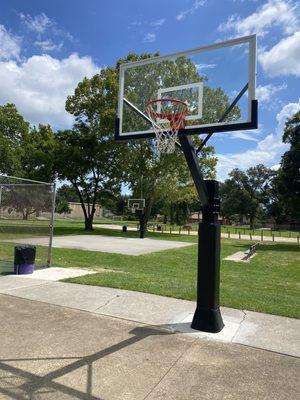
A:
0,326,173,400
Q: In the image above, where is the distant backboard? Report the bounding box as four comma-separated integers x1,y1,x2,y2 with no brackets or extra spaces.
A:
128,198,145,211
115,35,257,140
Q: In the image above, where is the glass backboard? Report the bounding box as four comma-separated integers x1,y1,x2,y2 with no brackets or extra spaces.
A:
116,35,257,140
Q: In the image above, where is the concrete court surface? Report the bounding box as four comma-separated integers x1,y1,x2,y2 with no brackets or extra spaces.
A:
4,235,194,256
0,294,299,400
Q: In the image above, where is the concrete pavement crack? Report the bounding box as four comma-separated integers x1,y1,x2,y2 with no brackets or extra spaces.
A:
94,294,121,311
142,337,198,400
231,309,247,343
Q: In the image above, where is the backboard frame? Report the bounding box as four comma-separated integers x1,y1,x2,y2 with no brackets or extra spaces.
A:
115,34,257,141
127,198,145,211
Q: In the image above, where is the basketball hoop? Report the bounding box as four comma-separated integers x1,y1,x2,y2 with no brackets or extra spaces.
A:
146,98,188,154
131,203,140,213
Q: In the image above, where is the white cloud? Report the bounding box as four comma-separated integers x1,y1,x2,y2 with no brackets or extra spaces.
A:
270,163,280,170
151,19,166,27
176,0,206,21
0,53,99,128
256,83,287,103
195,63,216,71
216,99,300,180
218,0,299,36
0,25,21,61
19,12,74,43
130,21,142,26
229,131,260,141
143,33,156,42
259,31,300,77
275,98,300,132
19,12,52,34
34,39,63,52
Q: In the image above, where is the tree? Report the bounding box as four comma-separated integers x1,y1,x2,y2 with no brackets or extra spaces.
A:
20,124,56,182
220,178,249,224
273,111,300,224
54,69,125,230
0,106,55,220
0,103,29,175
220,165,275,228
55,185,79,215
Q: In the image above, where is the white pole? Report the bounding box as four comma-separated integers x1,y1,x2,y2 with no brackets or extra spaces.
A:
47,175,57,267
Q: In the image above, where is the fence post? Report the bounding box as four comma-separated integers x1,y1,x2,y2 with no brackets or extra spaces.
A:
179,226,181,235
297,235,299,244
261,230,263,242
170,226,172,234
47,177,57,268
250,233,252,241
272,234,275,242
228,230,230,239
239,231,241,240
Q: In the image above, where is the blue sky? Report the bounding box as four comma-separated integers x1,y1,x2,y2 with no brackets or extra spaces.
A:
0,0,299,180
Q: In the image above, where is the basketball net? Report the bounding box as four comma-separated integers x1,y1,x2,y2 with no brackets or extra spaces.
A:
146,98,188,154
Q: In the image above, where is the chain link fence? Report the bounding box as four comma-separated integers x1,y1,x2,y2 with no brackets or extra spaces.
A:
0,175,55,275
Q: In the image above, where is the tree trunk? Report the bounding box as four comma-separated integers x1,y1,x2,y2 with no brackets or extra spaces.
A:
139,195,154,238
170,204,175,225
84,216,93,231
249,215,254,230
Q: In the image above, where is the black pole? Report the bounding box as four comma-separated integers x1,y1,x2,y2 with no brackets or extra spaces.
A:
139,211,147,239
179,135,224,333
192,180,224,332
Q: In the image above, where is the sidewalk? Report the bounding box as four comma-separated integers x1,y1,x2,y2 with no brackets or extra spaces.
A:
0,272,299,357
95,223,299,244
1,294,298,400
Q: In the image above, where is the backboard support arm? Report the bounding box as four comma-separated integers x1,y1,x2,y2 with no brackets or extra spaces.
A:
179,135,208,206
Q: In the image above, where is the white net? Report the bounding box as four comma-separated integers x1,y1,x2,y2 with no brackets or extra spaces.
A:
146,99,188,154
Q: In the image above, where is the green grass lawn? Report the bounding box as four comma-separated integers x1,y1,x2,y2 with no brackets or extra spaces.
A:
0,219,299,318
54,232,298,319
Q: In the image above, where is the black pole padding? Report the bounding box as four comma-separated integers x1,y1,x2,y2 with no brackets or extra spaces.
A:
191,180,224,333
139,211,147,239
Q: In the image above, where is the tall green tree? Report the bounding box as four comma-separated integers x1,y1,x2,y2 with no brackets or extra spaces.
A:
272,111,300,224
20,124,56,182
220,165,275,228
0,103,29,175
55,68,125,230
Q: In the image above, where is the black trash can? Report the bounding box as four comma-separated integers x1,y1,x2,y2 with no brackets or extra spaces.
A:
122,225,127,233
14,245,36,275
